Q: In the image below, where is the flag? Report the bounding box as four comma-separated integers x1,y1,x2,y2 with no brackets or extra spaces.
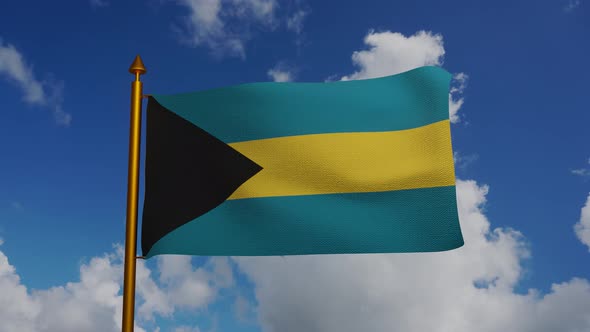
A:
141,66,463,258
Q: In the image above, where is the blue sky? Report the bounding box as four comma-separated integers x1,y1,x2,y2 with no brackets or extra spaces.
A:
1,0,589,331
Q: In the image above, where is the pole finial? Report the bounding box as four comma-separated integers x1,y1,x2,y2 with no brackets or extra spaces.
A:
128,55,147,75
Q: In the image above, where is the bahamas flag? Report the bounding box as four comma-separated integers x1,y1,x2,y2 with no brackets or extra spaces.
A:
141,66,463,258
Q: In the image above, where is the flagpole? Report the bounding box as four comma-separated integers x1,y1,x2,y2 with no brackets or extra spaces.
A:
122,55,146,332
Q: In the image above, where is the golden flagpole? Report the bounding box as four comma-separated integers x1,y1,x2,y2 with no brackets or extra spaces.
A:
122,55,146,332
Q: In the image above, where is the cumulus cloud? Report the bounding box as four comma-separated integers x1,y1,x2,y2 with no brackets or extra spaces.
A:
267,63,293,83
0,39,71,126
0,248,42,332
267,60,297,82
175,0,277,58
234,179,590,332
341,30,445,81
155,256,233,311
267,69,292,82
0,243,232,332
340,30,466,123
0,245,137,332
574,194,590,251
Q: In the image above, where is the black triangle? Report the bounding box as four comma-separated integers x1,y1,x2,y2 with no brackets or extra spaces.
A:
141,97,263,256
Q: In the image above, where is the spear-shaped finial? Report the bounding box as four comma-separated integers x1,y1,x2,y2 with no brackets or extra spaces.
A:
128,55,147,75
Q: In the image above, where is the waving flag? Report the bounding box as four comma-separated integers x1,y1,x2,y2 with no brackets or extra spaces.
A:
141,66,463,257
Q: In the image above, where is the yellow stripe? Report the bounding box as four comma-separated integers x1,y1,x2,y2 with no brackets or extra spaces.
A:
228,120,455,200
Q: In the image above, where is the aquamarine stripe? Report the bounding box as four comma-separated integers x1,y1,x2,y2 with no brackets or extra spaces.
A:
153,66,452,143
145,186,463,257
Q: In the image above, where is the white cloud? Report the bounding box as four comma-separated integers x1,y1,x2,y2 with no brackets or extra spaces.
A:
176,0,235,55
135,257,173,321
231,0,276,21
154,255,234,311
234,179,590,332
174,0,310,56
286,7,309,47
0,40,45,105
449,72,468,123
0,244,232,332
267,68,292,82
0,245,140,332
267,61,297,82
574,194,590,251
340,30,445,81
175,0,277,58
0,39,71,126
339,30,466,123
286,9,308,35
0,246,40,332
564,0,581,12
156,255,214,309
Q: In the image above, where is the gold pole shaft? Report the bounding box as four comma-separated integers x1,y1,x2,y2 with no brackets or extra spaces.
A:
122,55,146,332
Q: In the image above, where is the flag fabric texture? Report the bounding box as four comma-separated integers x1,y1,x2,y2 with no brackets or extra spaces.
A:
141,66,463,258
